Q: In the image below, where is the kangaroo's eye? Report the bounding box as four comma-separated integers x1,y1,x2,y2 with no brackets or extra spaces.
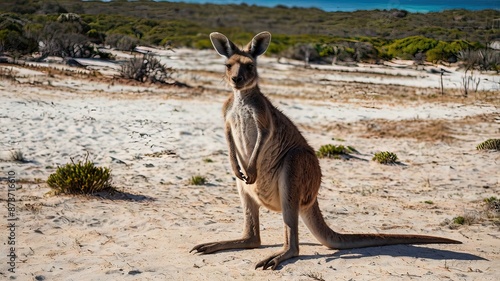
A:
225,64,232,70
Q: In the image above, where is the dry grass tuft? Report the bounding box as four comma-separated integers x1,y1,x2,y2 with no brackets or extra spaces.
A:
364,119,455,142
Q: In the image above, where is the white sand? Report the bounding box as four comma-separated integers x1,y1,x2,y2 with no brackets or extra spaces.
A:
0,49,499,280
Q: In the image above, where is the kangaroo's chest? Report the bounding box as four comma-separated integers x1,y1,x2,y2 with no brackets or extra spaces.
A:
226,102,258,162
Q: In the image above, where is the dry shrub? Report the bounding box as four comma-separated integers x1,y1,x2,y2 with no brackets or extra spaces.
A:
484,197,500,217
458,49,500,72
106,33,139,51
0,66,16,81
282,43,320,64
121,53,172,83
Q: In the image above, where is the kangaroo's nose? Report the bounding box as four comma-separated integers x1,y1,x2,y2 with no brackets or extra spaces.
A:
231,76,243,83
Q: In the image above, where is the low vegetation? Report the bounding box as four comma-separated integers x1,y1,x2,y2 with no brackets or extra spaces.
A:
372,151,399,164
484,197,500,229
476,139,500,150
0,1,498,70
443,197,499,229
189,175,207,185
120,53,172,83
316,144,358,159
484,197,500,218
10,150,26,162
47,155,113,195
452,216,467,225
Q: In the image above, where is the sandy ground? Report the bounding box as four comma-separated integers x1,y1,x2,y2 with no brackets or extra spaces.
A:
0,48,499,280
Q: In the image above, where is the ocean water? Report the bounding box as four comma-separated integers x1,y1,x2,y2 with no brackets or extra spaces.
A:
160,0,499,12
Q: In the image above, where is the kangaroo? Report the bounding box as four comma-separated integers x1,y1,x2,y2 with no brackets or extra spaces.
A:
191,31,461,270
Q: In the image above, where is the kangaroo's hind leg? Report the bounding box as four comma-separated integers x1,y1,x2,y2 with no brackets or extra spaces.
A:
256,149,318,270
191,180,261,254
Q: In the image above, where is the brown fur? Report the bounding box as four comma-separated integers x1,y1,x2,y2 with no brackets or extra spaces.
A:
191,31,461,270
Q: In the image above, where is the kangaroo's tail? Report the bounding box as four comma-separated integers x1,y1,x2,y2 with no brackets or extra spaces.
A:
300,200,461,249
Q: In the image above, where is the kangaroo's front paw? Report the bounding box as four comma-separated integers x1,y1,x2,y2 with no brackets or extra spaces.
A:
243,167,257,184
238,170,248,181
244,174,256,184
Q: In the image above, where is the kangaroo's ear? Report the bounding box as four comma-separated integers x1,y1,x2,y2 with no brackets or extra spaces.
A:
210,32,237,58
247,31,271,58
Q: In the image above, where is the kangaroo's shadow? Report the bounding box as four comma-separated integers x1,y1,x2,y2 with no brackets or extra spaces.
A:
327,245,486,261
274,243,487,270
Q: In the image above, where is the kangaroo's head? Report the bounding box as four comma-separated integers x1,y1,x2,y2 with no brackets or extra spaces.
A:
210,31,271,91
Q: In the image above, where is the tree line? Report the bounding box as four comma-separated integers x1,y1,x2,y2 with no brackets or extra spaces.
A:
0,1,499,71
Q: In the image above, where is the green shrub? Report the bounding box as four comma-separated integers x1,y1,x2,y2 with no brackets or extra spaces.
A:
372,151,398,164
47,156,112,195
484,196,499,204
189,175,207,185
425,41,449,62
476,139,500,151
386,36,438,59
453,216,465,225
426,40,475,63
192,38,213,49
316,144,357,158
452,213,477,226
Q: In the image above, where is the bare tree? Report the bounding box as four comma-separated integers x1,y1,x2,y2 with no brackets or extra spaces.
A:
413,51,426,68
353,42,378,63
458,49,500,72
105,34,140,51
283,43,319,66
38,21,95,58
461,67,481,97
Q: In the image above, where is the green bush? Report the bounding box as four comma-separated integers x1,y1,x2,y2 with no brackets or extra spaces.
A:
372,151,398,164
476,139,500,151
316,144,357,158
453,216,466,225
0,15,37,56
426,40,474,63
189,175,207,185
47,156,112,195
386,36,438,59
